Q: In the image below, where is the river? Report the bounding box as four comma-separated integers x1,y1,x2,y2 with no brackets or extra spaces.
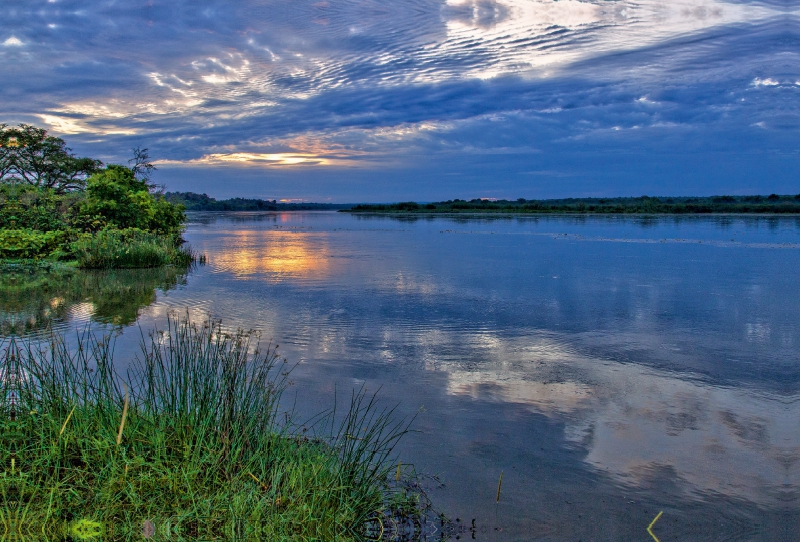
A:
10,211,800,540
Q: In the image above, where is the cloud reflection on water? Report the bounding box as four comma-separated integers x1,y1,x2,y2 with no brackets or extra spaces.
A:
436,330,798,506
184,214,800,509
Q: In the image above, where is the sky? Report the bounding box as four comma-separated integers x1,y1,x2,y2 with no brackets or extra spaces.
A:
1,0,798,202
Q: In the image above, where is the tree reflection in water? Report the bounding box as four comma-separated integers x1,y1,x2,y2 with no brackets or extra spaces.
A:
0,264,189,335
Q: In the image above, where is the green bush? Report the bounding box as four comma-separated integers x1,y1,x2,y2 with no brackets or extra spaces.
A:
71,228,193,269
0,229,67,259
1,126,191,270
0,184,77,231
75,166,185,235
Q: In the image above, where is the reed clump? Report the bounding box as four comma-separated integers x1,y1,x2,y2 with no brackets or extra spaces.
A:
0,315,424,541
70,228,194,269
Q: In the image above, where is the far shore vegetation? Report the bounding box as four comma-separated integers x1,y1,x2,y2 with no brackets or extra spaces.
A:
0,124,192,268
345,195,800,215
1,315,434,541
165,192,352,212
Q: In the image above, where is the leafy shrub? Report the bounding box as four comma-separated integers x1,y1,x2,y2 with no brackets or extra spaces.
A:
1,126,190,270
0,184,77,231
0,229,67,259
74,165,185,235
71,228,193,269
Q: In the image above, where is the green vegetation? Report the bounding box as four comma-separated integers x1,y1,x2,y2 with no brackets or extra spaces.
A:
0,124,191,267
346,195,800,214
0,123,103,193
0,229,68,260
71,228,194,270
165,192,353,211
1,315,429,541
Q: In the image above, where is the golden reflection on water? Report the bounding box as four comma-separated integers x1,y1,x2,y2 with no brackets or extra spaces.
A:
212,229,332,280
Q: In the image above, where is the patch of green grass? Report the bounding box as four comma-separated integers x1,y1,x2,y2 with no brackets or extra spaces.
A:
71,228,194,269
0,315,426,541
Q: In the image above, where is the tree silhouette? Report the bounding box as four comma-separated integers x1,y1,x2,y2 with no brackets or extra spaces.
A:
128,146,157,183
0,124,102,193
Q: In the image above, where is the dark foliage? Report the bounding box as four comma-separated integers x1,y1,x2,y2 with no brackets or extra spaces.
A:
0,124,103,193
347,195,800,214
165,191,354,211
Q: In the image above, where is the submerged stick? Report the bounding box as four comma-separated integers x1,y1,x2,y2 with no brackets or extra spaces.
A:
496,471,504,503
647,511,664,542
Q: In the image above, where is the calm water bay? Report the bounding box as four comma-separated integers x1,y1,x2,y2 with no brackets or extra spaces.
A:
15,212,800,540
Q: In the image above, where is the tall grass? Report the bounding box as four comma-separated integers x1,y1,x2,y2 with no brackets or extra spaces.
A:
0,315,425,541
71,228,194,269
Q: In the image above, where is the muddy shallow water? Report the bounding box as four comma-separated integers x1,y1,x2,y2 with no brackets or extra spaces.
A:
13,212,800,540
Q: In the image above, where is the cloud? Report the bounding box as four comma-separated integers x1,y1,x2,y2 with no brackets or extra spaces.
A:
0,0,797,198
752,77,780,86
439,331,798,505
160,152,342,167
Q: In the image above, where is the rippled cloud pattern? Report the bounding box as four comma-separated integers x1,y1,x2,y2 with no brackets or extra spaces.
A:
1,0,798,199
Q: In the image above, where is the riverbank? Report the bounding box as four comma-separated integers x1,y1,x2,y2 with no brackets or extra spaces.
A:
165,191,355,211
0,315,428,540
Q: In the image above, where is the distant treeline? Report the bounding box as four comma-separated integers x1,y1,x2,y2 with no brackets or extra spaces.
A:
345,195,800,214
164,192,353,211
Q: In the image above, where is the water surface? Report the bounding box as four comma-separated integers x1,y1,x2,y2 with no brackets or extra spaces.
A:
13,212,800,540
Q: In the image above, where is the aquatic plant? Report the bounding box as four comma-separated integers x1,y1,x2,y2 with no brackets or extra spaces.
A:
70,228,193,269
0,315,428,541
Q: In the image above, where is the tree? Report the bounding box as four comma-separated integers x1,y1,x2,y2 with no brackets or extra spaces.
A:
128,146,157,184
0,124,103,193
